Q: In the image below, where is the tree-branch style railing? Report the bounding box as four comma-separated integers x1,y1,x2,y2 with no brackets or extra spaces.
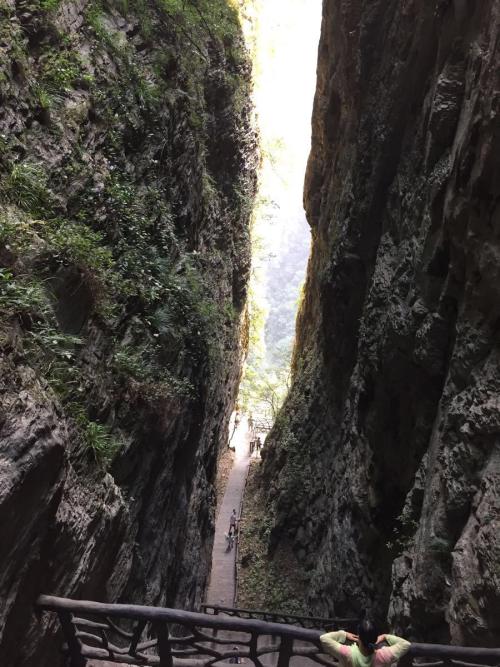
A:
201,603,357,631
37,595,500,667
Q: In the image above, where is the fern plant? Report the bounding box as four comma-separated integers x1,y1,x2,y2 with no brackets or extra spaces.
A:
1,162,51,215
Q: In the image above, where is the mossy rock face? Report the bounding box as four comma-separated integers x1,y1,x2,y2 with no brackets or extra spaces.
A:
237,461,310,616
0,0,257,663
256,0,500,645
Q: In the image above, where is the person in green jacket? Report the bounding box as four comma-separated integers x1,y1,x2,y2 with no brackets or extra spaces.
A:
320,619,411,667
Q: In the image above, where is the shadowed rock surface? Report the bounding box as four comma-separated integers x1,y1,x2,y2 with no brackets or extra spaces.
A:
260,0,500,645
0,1,256,665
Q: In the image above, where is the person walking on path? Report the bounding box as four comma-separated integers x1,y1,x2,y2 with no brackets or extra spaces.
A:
320,620,410,667
229,646,241,664
225,531,235,551
229,508,238,536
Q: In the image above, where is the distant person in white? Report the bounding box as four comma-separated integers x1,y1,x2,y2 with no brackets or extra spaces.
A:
229,509,237,536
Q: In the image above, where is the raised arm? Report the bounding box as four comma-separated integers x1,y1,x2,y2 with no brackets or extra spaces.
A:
320,631,352,661
385,634,411,659
376,634,411,664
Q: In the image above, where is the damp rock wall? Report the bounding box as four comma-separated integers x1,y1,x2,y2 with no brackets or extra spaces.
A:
261,0,499,645
0,1,256,664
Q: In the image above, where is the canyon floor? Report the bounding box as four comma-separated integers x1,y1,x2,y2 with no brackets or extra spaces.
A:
206,417,252,608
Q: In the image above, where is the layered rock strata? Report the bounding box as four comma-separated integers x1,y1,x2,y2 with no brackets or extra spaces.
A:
0,1,256,664
261,0,499,645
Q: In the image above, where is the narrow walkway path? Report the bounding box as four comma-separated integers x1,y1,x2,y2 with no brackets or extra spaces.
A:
205,416,251,607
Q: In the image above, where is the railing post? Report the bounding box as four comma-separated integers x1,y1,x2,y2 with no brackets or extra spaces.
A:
278,636,294,667
129,619,147,657
249,632,259,665
213,606,219,638
58,611,86,667
155,621,173,667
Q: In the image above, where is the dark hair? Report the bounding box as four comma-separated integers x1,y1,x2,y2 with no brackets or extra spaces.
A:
358,619,378,654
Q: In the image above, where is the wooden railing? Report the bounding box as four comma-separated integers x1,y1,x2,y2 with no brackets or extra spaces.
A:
37,595,500,667
201,603,356,630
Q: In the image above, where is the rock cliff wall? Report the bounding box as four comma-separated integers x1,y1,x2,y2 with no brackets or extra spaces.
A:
0,1,256,664
261,0,499,645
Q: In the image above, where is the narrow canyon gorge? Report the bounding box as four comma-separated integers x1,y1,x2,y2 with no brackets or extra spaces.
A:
0,0,498,665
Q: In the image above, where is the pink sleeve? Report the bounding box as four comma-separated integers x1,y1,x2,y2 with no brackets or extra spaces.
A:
380,635,411,663
320,632,353,664
332,645,352,664
376,648,398,665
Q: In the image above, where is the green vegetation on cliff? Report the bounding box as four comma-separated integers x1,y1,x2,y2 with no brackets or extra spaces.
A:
0,1,257,663
0,0,256,468
237,460,308,614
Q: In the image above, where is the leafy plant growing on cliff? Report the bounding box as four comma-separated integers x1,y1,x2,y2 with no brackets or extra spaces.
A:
70,406,121,467
39,49,83,95
385,513,420,556
32,83,53,114
1,162,51,215
44,218,114,291
25,322,121,467
161,0,241,43
27,325,84,398
39,0,62,10
84,421,120,467
0,269,51,320
0,268,119,467
0,263,120,468
114,341,195,399
86,3,109,42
